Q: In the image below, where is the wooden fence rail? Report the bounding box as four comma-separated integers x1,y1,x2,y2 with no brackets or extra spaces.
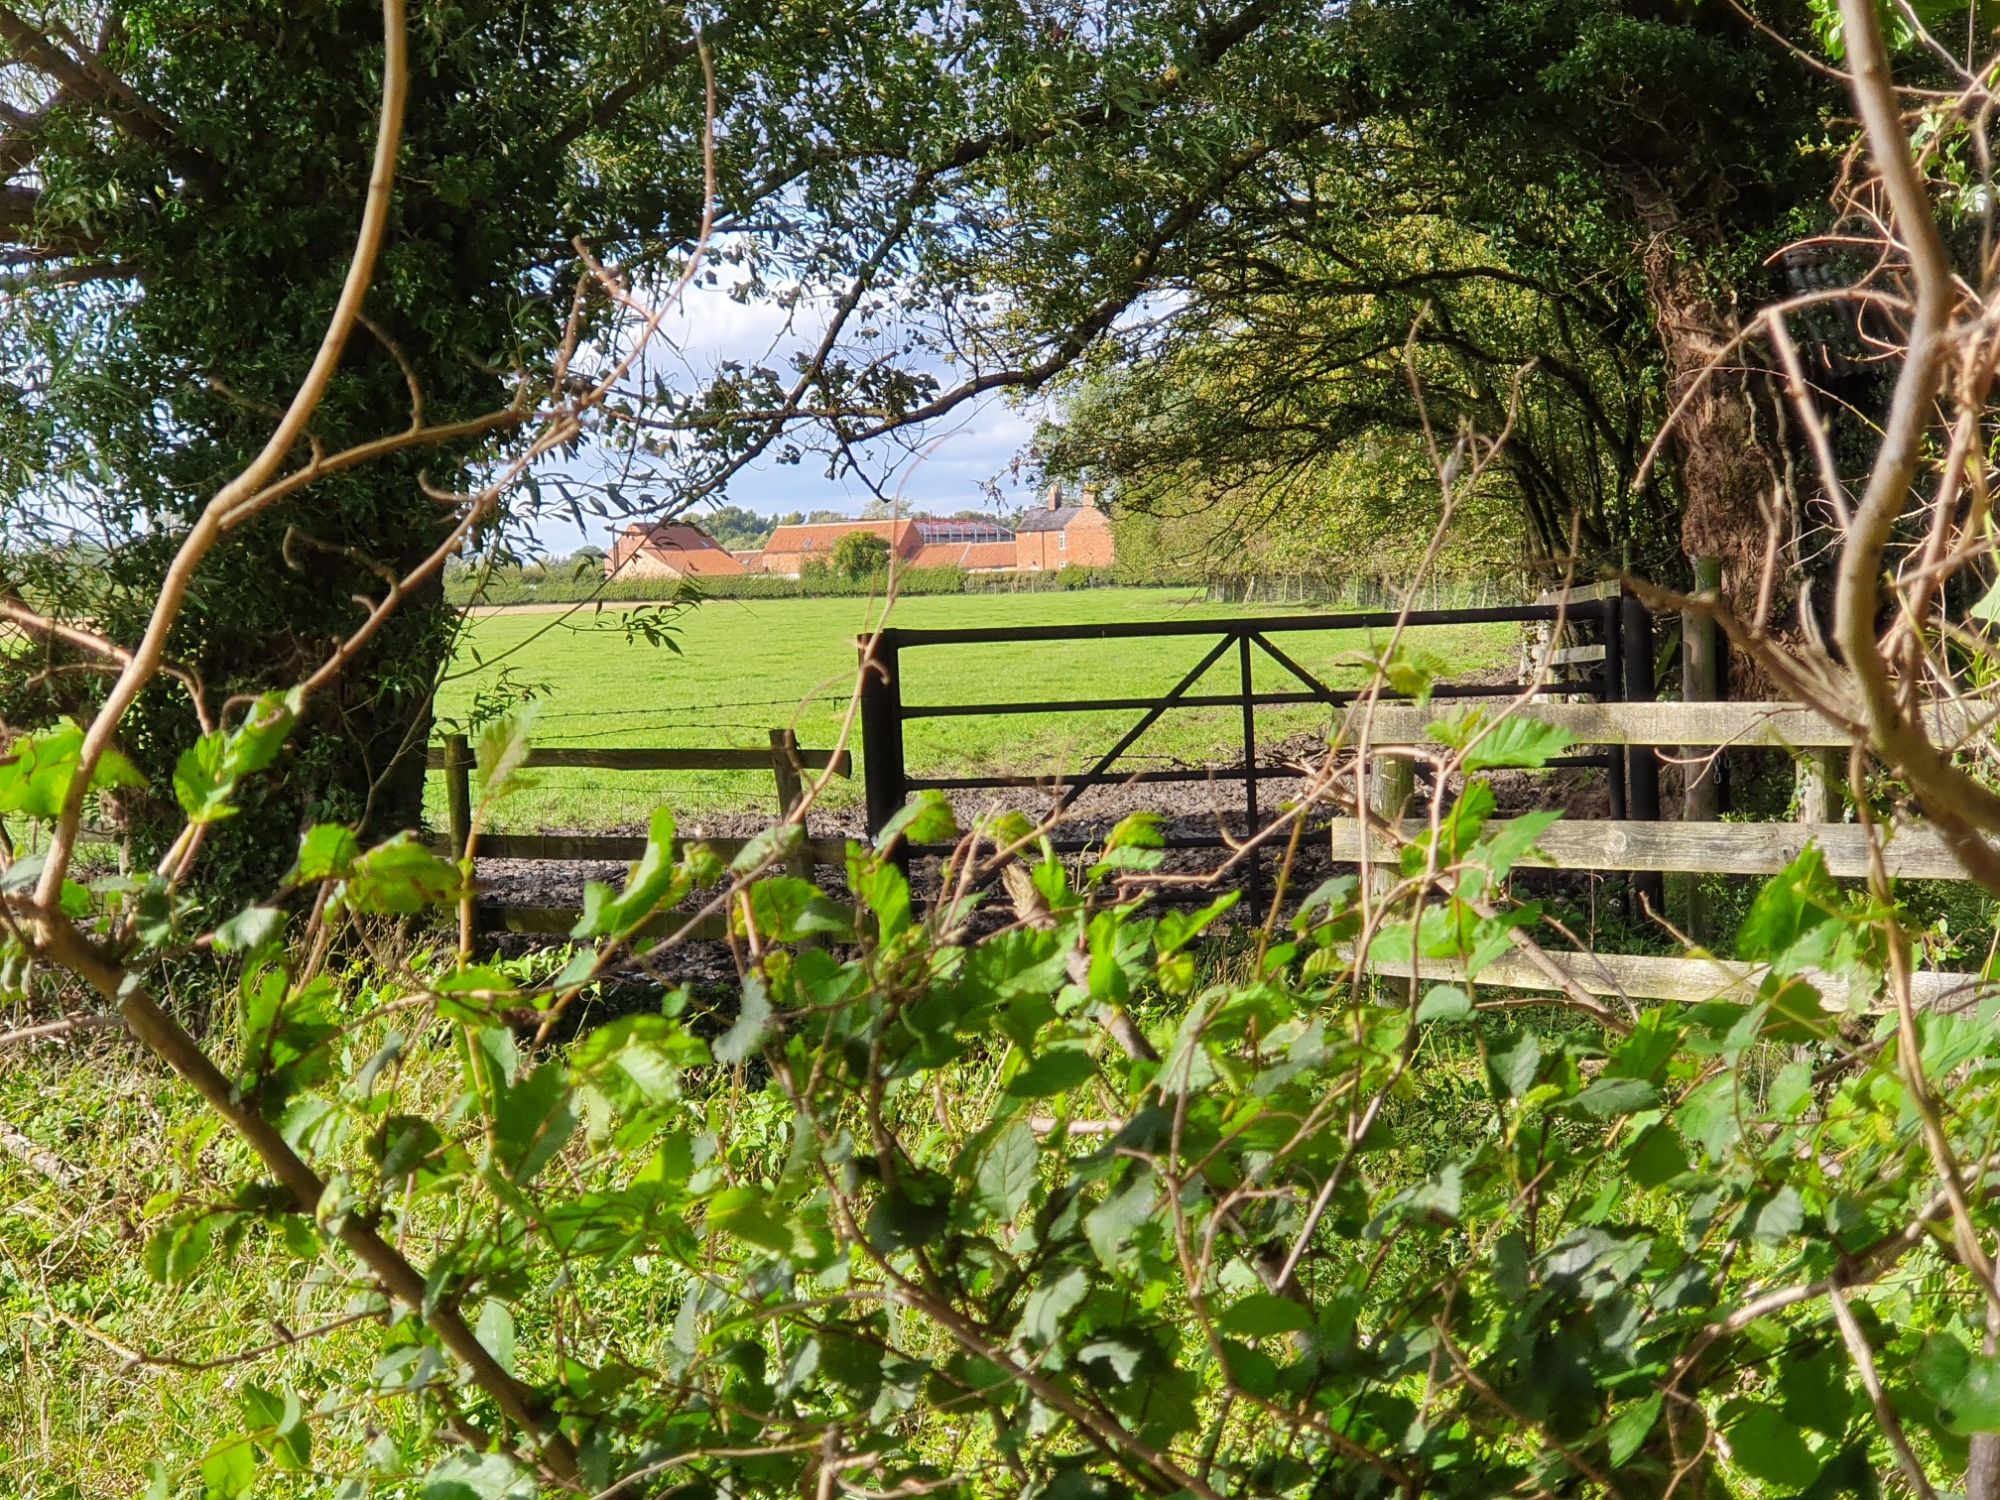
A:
426,728,852,941
1328,818,1962,880
1349,690,1991,1005
1357,698,1988,750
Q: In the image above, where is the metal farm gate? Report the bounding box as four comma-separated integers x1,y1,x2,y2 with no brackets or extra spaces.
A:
856,596,1662,900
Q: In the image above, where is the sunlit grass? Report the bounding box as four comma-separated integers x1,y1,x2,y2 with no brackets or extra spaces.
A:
431,588,1521,831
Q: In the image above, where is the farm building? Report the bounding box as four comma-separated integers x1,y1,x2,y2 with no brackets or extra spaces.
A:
753,517,1023,576
615,495,1116,578
605,522,746,580
907,519,1019,571
755,518,917,576
1014,486,1114,570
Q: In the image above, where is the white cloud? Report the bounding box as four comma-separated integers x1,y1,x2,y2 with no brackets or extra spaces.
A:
529,254,1050,550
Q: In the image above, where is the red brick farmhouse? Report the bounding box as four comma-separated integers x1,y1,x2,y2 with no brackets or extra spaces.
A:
606,489,1114,580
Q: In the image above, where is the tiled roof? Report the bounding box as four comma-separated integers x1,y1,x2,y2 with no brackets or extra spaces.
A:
762,519,918,554
654,548,745,576
909,541,1018,570
1016,504,1090,533
619,522,744,575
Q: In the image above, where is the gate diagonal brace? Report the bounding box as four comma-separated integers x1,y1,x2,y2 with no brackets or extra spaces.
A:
1050,630,1238,819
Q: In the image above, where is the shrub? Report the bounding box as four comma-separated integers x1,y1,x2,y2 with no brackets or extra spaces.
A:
829,530,893,579
12,698,2000,1495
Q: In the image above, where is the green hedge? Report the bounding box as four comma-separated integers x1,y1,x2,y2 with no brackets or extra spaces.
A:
446,564,1118,607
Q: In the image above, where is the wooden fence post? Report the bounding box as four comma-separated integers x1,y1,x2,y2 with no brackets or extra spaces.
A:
769,728,814,883
858,630,907,864
1620,591,1664,918
1675,556,1721,941
444,732,476,952
445,733,473,859
1237,633,1264,914
1797,750,1842,825
1367,752,1414,901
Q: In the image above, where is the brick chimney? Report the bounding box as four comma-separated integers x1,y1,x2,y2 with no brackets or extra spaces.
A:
1046,480,1063,511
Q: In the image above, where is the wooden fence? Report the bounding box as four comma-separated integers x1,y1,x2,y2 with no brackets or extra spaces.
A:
1340,696,1991,1003
426,729,850,939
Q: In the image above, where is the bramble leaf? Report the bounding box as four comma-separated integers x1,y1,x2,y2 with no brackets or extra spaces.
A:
0,722,145,819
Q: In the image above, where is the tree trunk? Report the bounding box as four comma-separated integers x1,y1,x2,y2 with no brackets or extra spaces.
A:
1639,231,1787,691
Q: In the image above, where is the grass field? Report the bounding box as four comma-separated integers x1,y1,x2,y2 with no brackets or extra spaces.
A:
431,587,1521,830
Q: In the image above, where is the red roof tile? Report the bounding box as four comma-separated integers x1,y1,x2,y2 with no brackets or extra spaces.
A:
909,541,1018,570
761,519,919,556
614,522,744,575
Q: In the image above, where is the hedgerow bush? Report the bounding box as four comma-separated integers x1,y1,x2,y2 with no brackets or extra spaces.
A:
448,565,977,606
10,696,2000,1496
444,565,1127,608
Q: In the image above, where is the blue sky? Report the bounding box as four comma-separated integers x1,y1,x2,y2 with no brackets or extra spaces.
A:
532,269,1051,552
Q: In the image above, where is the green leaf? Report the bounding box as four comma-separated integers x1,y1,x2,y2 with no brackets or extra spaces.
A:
1457,715,1574,772
1723,1404,1819,1488
1473,809,1561,877
175,692,297,823
1157,892,1240,955
370,1115,445,1179
239,1383,309,1471
432,965,516,1024
713,975,773,1065
1973,572,2000,624
0,722,145,820
492,1062,574,1186
473,707,538,806
1608,1392,1663,1465
742,875,852,941
1424,709,1572,769
1751,1185,1804,1244
1624,1124,1687,1189
199,1437,256,1500
1568,1077,1656,1118
1491,1034,1542,1099
730,820,804,875
1016,1265,1087,1348
975,1122,1039,1221
708,1185,802,1255
145,1214,215,1285
873,789,958,850
1084,1176,1157,1267
1919,1336,2000,1432
573,810,684,939
1416,984,1471,1022
422,1451,537,1500
1103,811,1164,850
290,824,359,883
1215,1293,1312,1339
213,904,284,955
1004,1043,1095,1098
340,833,464,915
475,1300,516,1377
851,854,913,940
1384,644,1451,705
1737,845,1839,965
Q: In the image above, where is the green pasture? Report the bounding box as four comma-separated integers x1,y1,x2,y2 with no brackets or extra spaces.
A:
431,587,1521,830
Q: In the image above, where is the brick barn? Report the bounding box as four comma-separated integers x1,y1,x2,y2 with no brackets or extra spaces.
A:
1014,486,1114,570
604,522,745,580
754,517,1020,577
